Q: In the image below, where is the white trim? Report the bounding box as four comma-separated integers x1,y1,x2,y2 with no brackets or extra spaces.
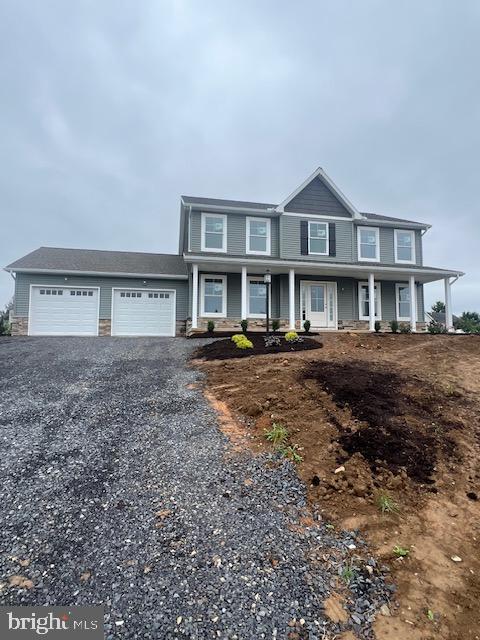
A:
111,287,176,337
9,268,187,279
246,217,271,256
187,206,192,252
357,226,380,262
276,167,363,219
200,274,227,318
444,277,453,330
395,283,411,321
358,281,382,321
308,220,329,256
241,266,247,320
183,253,464,279
394,229,416,264
282,212,353,222
409,275,417,331
28,284,100,337
288,268,295,330
201,212,227,253
181,198,274,214
246,276,269,318
191,264,198,329
300,280,338,330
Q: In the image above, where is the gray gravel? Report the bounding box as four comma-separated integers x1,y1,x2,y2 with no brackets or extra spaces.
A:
0,337,392,638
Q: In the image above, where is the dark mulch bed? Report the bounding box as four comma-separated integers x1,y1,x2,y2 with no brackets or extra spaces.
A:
188,330,319,339
193,335,322,360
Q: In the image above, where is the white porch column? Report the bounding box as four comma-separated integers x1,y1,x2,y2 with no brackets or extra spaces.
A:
288,268,295,330
241,266,247,320
191,264,199,329
368,273,375,332
409,275,417,332
444,277,453,331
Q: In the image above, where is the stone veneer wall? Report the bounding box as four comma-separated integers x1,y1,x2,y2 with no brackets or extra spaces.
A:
9,317,187,337
10,316,28,336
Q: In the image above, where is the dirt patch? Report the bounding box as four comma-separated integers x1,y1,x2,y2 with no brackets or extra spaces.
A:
193,335,322,360
303,361,458,484
195,333,480,640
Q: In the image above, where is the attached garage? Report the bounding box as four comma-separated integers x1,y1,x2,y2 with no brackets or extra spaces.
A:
111,288,176,337
29,285,99,336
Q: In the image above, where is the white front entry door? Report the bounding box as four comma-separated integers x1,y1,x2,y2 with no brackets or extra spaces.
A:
304,282,337,329
111,289,176,337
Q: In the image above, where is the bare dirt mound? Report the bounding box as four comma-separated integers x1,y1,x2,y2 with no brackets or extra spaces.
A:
303,361,459,484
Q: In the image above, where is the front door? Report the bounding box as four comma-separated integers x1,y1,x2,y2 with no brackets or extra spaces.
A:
304,282,337,328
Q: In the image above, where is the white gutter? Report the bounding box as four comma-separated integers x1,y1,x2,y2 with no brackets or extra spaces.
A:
4,268,188,280
181,199,276,215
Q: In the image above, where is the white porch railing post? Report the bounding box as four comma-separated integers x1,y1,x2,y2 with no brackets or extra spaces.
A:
241,266,247,320
409,275,417,332
191,264,198,329
289,269,295,330
445,277,453,331
368,273,375,332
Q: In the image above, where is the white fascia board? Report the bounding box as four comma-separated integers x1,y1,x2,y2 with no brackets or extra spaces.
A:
356,219,431,230
5,268,188,279
276,167,363,219
183,254,465,278
181,198,277,215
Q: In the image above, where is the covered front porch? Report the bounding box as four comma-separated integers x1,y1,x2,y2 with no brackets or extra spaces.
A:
186,258,459,333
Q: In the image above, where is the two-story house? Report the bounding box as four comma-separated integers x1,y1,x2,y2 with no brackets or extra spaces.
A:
5,168,463,337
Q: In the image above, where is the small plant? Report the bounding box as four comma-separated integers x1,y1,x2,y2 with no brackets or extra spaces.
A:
207,320,215,333
240,319,249,334
272,319,280,332
232,334,253,349
280,444,303,463
393,545,410,557
374,320,381,333
426,609,435,622
264,423,288,447
264,335,281,348
377,492,400,515
303,320,311,333
399,322,412,334
341,561,356,584
389,320,399,334
428,321,447,334
285,330,300,343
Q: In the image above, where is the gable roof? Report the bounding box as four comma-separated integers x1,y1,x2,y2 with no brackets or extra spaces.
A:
5,247,187,278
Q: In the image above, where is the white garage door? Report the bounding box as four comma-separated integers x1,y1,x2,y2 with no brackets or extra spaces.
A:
111,289,176,337
29,286,99,336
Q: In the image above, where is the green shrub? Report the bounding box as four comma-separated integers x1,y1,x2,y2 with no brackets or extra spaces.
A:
272,319,280,332
285,331,299,342
240,319,248,334
207,320,215,333
264,423,288,446
374,320,381,333
303,320,311,333
231,334,244,344
233,335,253,349
390,320,399,334
427,321,447,334
399,323,412,334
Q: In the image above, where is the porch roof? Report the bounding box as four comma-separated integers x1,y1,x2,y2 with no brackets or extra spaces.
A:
183,253,464,284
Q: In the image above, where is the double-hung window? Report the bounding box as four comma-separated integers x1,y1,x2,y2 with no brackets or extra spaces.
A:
201,213,227,252
396,283,411,320
246,217,271,255
358,226,380,262
358,282,382,320
394,229,415,264
247,278,268,317
308,222,328,255
200,275,227,317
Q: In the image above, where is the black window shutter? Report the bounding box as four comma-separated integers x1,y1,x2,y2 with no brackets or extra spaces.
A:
300,221,309,255
328,222,336,256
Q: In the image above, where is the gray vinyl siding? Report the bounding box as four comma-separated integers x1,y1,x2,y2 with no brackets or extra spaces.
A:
280,216,354,262
354,227,423,266
355,279,424,322
284,177,351,217
190,210,280,258
14,272,188,320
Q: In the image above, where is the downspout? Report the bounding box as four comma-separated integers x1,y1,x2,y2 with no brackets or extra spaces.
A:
187,206,192,252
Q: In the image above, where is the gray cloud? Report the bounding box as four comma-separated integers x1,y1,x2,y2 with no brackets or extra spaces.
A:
1,0,479,313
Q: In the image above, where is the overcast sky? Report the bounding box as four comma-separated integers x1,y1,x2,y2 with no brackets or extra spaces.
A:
1,0,479,314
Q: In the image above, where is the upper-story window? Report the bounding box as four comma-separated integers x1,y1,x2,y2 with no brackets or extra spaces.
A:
246,217,271,255
201,213,227,252
394,229,415,264
357,226,380,262
308,221,329,255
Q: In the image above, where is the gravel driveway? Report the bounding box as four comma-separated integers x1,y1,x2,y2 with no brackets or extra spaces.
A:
0,337,390,639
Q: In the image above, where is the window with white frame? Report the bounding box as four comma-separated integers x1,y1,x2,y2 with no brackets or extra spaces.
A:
200,275,227,316
358,282,382,320
308,221,328,255
201,213,227,252
394,229,415,264
246,217,271,255
396,283,411,320
358,227,380,261
248,278,268,317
